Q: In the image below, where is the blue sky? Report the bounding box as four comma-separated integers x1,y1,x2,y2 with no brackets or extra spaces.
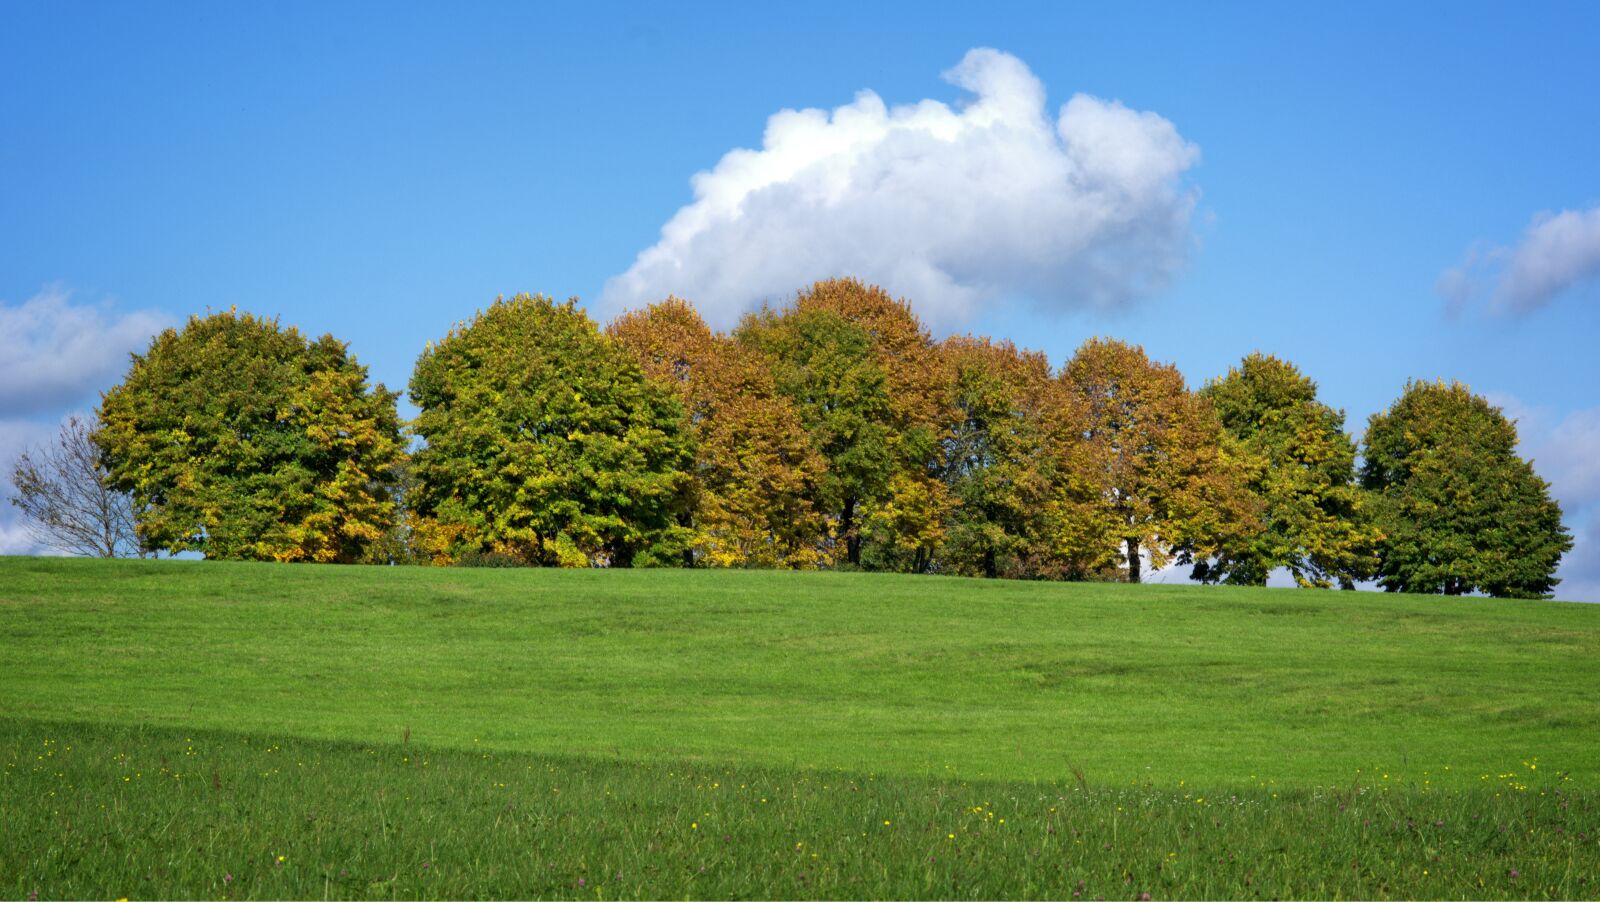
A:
4,1,1599,596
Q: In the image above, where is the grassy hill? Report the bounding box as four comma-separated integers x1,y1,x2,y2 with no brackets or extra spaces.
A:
2,557,1597,898
3,557,1597,786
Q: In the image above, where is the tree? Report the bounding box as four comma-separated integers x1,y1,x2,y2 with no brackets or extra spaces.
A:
738,306,890,566
736,278,952,569
97,310,404,562
1196,353,1380,588
607,298,827,568
1061,338,1260,583
8,415,147,558
936,336,1058,578
409,294,693,567
1360,381,1571,598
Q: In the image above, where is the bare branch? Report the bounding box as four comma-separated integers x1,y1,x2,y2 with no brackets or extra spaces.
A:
7,415,150,558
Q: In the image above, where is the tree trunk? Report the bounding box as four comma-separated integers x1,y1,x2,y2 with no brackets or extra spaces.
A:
680,513,696,567
1125,537,1141,584
841,496,860,565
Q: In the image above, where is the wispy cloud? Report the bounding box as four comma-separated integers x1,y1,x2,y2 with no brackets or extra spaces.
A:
600,48,1201,329
0,288,168,557
1439,205,1600,315
0,286,171,418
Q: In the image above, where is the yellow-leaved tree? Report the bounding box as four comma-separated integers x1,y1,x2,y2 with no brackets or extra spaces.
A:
1060,338,1261,583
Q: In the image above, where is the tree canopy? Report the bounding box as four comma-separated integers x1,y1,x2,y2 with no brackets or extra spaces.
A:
1198,353,1380,588
937,336,1061,578
607,298,826,568
72,279,1576,599
1061,338,1260,583
97,310,404,562
1361,381,1571,598
408,294,692,567
736,279,951,568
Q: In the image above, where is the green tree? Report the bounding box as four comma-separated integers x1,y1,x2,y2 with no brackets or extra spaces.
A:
97,310,404,562
1360,381,1571,598
737,305,893,566
1197,353,1380,588
736,278,952,570
408,294,692,567
607,298,827,568
937,336,1058,578
1061,338,1260,583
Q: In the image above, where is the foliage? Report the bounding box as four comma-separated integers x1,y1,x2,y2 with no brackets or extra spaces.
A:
96,310,403,562
737,304,893,565
1361,381,1571,598
1197,353,1381,588
408,294,693,567
737,279,951,568
53,284,1584,598
860,469,954,574
1061,338,1260,583
7,415,147,558
935,336,1059,578
607,298,827,568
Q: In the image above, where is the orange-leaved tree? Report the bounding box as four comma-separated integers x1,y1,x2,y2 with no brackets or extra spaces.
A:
607,298,827,568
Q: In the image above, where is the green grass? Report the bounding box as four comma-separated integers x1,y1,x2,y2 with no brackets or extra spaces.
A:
3,718,1594,900
2,557,1599,898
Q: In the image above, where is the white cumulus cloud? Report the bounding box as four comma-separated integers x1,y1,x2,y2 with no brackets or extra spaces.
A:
600,48,1201,329
0,286,171,418
1439,204,1600,315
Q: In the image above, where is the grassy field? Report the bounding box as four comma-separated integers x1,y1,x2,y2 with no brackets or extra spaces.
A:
2,557,1599,898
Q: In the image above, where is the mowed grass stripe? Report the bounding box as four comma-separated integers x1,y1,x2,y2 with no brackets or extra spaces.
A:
2,558,1597,787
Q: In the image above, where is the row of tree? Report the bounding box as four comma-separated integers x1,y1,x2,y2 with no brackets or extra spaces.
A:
11,278,1573,597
